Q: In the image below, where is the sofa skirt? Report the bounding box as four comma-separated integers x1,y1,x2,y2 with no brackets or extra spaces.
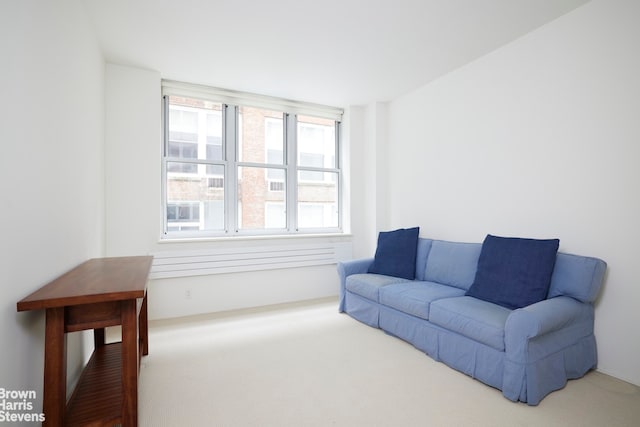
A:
503,334,597,405
343,291,598,405
344,291,381,327
344,292,505,391
379,304,505,391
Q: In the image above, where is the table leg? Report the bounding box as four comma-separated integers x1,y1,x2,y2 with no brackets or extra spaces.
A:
140,294,149,356
94,328,105,349
43,307,66,426
121,299,138,426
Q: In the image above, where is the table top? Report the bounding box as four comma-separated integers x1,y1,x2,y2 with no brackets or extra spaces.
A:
17,256,153,312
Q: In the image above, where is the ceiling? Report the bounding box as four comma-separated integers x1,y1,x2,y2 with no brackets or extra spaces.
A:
82,0,588,108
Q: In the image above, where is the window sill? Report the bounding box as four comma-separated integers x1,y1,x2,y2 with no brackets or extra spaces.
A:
157,232,352,245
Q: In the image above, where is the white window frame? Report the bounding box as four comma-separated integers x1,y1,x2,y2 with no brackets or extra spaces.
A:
161,80,344,239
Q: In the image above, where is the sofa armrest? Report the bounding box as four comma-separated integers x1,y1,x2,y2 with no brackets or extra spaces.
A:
505,296,594,362
337,258,374,312
337,258,374,280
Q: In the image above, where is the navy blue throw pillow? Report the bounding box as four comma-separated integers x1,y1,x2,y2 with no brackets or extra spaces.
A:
368,227,420,280
466,235,560,310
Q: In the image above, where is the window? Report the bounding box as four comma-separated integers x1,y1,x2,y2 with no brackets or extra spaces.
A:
162,81,343,238
297,115,338,228
164,96,225,235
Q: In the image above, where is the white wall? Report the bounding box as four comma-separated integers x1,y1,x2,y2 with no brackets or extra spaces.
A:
386,0,640,386
149,264,340,319
0,0,105,411
104,64,350,320
105,64,162,256
348,106,375,258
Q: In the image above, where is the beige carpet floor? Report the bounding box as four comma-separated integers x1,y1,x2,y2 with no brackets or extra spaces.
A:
138,298,640,426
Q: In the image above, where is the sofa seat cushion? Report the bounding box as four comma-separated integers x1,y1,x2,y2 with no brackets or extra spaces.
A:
429,296,512,351
379,281,466,320
346,274,409,302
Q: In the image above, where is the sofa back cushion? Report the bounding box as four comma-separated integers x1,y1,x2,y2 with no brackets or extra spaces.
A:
423,240,481,290
548,252,607,303
415,238,433,281
417,238,606,304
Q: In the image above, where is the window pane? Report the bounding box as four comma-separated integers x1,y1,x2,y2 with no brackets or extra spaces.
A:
299,152,325,182
167,104,197,173
265,203,286,229
166,201,200,232
166,162,225,231
298,171,338,228
206,113,223,161
238,107,284,165
168,96,223,162
238,166,286,230
297,115,335,169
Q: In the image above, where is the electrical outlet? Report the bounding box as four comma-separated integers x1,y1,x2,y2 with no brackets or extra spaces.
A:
185,289,192,299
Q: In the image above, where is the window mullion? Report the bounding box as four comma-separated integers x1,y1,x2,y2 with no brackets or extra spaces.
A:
336,121,342,232
286,113,297,232
162,95,170,235
225,104,238,234
296,166,339,173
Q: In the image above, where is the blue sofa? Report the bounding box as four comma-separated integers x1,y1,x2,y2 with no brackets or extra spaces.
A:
337,237,607,405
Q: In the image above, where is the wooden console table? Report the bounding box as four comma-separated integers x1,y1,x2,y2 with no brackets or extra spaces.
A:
17,256,153,426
